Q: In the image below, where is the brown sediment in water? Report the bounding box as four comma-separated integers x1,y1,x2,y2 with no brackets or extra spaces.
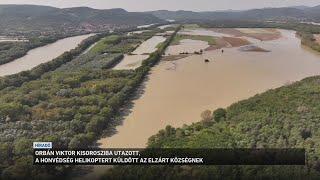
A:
88,29,320,179
222,37,251,47
205,38,229,51
238,28,281,41
126,62,141,67
165,39,209,56
247,33,281,41
210,28,281,41
113,36,166,70
239,45,270,52
98,29,320,150
162,54,190,61
209,28,243,37
176,28,253,52
205,37,250,51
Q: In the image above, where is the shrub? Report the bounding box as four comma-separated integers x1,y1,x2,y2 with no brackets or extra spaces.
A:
213,108,227,122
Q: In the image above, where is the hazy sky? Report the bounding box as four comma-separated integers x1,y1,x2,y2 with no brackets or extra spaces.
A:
0,0,319,11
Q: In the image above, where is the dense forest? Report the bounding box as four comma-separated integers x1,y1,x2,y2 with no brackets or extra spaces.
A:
0,25,179,179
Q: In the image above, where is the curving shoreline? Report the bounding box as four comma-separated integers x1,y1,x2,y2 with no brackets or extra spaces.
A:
0,34,95,76
97,29,320,149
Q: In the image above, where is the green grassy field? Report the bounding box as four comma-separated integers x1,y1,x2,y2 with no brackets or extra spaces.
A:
89,35,120,54
183,24,200,29
171,34,216,45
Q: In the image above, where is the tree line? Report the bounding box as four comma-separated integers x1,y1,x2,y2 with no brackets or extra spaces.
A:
0,25,180,179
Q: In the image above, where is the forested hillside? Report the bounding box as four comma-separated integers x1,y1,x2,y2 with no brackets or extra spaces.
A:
150,5,320,22
0,5,163,36
0,4,164,66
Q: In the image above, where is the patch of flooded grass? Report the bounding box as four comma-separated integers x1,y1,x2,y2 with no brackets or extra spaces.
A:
183,24,200,29
172,34,216,45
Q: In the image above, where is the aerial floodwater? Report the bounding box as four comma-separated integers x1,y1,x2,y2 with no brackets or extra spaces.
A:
137,23,156,29
0,34,94,76
113,35,166,70
0,36,28,42
98,28,320,149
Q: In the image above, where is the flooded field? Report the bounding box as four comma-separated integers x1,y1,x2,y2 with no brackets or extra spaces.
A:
127,30,150,35
0,36,28,42
166,39,209,55
158,24,178,29
137,23,156,29
113,36,166,70
98,28,320,148
301,21,320,26
179,28,230,37
0,34,94,76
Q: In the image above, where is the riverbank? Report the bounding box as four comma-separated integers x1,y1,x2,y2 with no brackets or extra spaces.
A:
113,35,167,70
163,27,277,61
78,26,181,180
0,33,95,66
102,74,320,179
0,34,95,76
0,33,104,91
100,25,320,180
201,21,320,53
96,28,320,150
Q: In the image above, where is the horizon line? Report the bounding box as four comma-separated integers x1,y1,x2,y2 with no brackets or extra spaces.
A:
0,3,318,13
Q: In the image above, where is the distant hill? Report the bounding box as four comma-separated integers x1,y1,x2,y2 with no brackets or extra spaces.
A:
2,4,320,36
0,5,163,35
289,5,310,10
149,5,320,22
305,5,320,19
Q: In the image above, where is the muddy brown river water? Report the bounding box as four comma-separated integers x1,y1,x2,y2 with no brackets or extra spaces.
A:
82,29,320,179
99,29,320,149
113,36,166,70
0,34,94,76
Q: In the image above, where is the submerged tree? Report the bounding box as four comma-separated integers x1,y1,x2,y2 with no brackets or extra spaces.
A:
201,110,212,123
